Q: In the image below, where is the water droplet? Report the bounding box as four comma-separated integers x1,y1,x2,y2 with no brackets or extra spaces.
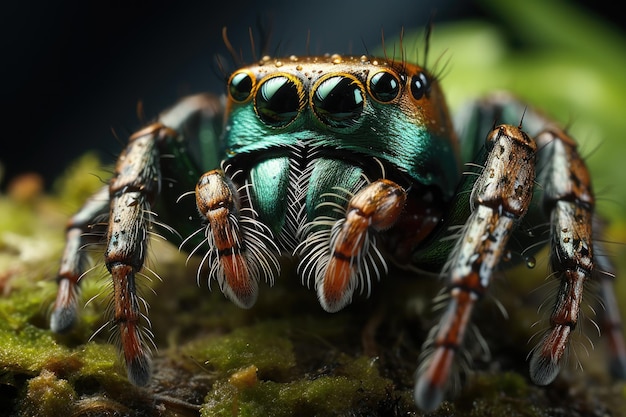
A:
525,255,536,269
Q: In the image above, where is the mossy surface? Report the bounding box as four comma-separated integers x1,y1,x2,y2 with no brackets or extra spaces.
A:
2,2,626,416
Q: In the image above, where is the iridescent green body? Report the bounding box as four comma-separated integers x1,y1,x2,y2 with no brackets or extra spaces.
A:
221,54,460,254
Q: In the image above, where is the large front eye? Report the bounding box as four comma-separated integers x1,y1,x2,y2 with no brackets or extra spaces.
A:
255,75,304,127
369,70,400,103
410,72,430,100
312,75,365,129
228,71,254,102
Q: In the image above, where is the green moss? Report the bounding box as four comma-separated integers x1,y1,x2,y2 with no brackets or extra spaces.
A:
453,373,540,417
183,322,297,378
0,325,66,375
17,369,77,417
201,355,395,417
74,342,125,382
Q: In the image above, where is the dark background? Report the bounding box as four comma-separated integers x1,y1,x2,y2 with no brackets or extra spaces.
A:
1,0,621,190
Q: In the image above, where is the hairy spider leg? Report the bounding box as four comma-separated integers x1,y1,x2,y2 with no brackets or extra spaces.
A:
103,123,167,386
195,170,258,308
529,127,610,384
593,234,626,378
415,125,537,412
314,179,407,313
50,185,110,332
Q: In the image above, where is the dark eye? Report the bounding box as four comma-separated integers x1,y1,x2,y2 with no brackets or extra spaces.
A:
229,71,254,102
255,75,303,127
312,75,364,129
369,71,400,102
410,72,430,100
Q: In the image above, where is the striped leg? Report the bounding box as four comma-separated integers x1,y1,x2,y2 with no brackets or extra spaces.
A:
298,179,407,313
50,185,109,332
528,127,620,384
414,124,537,411
194,169,280,309
103,123,166,386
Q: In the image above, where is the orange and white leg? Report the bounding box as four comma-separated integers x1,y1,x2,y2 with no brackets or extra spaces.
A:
298,179,407,313
194,169,279,308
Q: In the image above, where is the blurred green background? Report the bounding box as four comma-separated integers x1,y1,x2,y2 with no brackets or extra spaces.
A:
429,0,626,225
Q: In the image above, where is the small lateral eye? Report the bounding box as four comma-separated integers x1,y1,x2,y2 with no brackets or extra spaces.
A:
369,70,400,102
312,75,365,129
410,72,430,100
229,71,254,102
255,75,304,127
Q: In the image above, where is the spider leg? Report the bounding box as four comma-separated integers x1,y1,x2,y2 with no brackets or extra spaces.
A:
50,185,109,332
414,124,537,411
102,122,170,386
298,179,407,313
593,228,626,378
194,169,280,308
528,127,626,383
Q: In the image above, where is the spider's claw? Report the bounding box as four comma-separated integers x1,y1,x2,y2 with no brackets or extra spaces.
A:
221,267,259,309
529,322,571,385
49,304,77,333
317,256,354,313
529,349,561,386
414,365,446,412
50,277,80,333
609,357,626,380
126,353,152,387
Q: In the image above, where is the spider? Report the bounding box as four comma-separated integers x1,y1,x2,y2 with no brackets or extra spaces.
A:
48,29,626,411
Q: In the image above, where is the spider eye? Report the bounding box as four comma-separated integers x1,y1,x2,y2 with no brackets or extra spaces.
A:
229,71,254,102
255,75,304,127
369,71,400,102
410,72,430,100
312,75,364,129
